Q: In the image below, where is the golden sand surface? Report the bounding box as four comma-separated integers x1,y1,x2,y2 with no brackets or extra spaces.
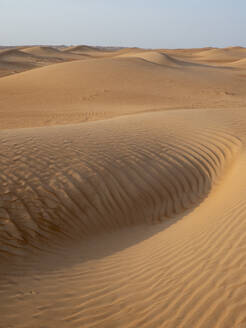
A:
1,46,246,328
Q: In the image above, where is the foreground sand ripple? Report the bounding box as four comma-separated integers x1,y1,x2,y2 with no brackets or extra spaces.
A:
2,109,246,328
0,110,241,257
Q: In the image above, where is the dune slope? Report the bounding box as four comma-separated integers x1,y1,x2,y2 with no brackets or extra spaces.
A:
22,46,88,61
0,110,241,255
118,50,207,67
192,47,246,64
0,46,93,78
0,49,43,77
0,56,246,129
1,109,246,328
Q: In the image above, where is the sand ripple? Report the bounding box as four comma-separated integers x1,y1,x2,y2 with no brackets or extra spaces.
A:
0,110,242,257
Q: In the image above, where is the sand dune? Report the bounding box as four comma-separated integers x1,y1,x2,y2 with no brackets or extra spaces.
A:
0,48,42,77
62,45,116,59
1,46,246,328
230,58,246,68
0,48,36,60
0,46,92,78
63,46,147,59
193,47,246,63
0,48,51,66
1,109,246,328
163,47,246,67
23,46,62,55
118,50,212,68
118,51,185,66
158,47,213,57
22,46,87,61
0,55,246,129
63,45,104,53
1,46,244,78
0,110,242,253
114,47,145,54
0,60,35,77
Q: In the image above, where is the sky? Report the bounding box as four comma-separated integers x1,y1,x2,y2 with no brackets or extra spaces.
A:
0,0,246,48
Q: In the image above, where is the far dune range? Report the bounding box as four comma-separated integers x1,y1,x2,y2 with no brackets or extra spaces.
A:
0,46,246,129
1,46,246,328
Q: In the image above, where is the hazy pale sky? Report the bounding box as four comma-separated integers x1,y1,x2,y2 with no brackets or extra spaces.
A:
1,0,246,48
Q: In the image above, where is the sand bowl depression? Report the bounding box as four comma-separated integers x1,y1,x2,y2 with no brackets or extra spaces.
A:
0,110,242,256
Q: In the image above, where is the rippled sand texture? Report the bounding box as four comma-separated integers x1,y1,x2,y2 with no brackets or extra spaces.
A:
1,46,246,328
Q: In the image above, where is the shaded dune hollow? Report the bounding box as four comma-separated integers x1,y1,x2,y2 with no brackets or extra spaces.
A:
0,111,241,258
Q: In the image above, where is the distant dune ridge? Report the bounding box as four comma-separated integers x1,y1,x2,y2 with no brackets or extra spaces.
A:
1,44,245,78
118,51,186,66
21,46,88,61
63,45,104,52
1,45,246,328
0,46,246,129
0,45,91,77
23,46,61,55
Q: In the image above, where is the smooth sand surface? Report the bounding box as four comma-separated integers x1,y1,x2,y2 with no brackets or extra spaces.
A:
0,47,246,129
1,46,246,328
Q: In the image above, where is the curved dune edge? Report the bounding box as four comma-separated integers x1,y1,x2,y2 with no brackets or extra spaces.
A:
117,51,184,66
0,110,242,259
1,52,246,130
117,50,209,68
231,58,246,68
2,109,246,328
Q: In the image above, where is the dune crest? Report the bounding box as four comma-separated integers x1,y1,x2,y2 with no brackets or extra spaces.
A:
0,110,242,257
22,46,61,55
63,45,103,52
193,47,246,64
0,46,91,78
118,51,185,66
230,57,246,68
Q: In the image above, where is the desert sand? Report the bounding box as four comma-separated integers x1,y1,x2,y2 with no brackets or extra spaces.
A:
1,46,246,328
